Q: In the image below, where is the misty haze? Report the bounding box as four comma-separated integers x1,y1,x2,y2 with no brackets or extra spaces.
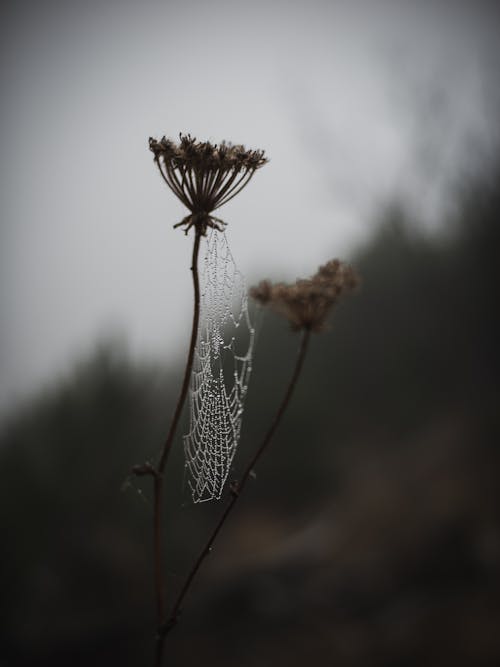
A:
1,1,499,666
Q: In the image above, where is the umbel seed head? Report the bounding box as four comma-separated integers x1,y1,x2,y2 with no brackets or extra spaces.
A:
149,133,268,235
250,260,359,332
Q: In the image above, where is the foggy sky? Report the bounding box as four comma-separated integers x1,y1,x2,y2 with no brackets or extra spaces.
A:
1,0,498,414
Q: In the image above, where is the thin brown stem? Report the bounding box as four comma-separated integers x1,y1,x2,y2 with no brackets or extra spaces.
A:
158,229,202,474
159,327,312,640
154,227,202,667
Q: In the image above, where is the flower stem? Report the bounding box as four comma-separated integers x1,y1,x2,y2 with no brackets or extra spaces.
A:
154,227,202,667
158,327,312,641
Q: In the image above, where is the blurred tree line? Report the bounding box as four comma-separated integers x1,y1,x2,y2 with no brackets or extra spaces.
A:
1,161,499,666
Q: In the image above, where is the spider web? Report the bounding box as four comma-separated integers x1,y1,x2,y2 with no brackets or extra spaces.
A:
183,229,254,503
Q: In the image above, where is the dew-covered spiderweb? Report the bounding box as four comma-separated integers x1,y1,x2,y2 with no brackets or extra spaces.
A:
183,229,254,503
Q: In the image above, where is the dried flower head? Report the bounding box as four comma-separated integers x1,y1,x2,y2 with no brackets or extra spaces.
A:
250,260,359,332
149,134,267,235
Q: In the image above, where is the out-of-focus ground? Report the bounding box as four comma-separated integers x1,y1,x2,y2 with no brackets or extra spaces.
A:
1,160,499,666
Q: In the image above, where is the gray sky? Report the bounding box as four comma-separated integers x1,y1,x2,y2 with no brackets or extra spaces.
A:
1,0,498,414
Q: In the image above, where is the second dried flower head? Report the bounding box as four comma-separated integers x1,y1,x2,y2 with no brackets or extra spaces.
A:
250,260,359,332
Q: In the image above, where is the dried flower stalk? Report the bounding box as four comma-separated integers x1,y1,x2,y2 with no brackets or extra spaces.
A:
142,134,267,667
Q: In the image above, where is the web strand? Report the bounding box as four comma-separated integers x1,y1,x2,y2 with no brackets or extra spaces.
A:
183,230,254,503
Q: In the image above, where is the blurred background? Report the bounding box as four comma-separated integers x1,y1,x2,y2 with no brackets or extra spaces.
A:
1,0,499,665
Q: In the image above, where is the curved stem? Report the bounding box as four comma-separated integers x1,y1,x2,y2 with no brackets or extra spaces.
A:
159,328,312,640
158,229,202,474
154,227,202,666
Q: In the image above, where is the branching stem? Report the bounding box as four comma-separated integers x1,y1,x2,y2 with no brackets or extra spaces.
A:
159,327,312,641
